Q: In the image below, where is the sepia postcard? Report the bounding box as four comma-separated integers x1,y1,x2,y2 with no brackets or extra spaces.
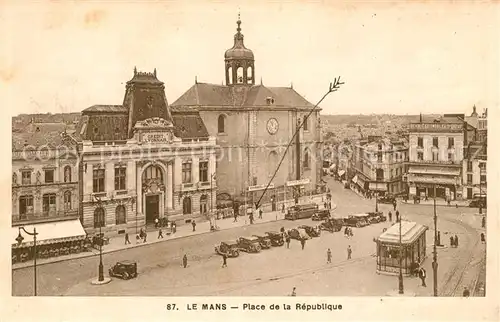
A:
1,0,498,321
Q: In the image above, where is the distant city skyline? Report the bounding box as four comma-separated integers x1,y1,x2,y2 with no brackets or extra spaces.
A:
1,1,498,116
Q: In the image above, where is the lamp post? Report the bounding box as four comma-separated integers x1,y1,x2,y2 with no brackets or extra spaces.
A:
375,192,379,212
97,211,104,282
398,213,404,294
432,184,438,296
16,227,38,296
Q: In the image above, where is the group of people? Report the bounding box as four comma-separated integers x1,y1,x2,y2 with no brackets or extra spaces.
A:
449,234,460,248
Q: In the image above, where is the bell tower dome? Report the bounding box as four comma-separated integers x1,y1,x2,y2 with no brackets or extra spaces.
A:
224,14,255,86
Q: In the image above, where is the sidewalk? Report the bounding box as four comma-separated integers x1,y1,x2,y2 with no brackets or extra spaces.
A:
13,194,331,270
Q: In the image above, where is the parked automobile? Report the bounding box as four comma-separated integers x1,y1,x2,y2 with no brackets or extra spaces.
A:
378,194,396,204
285,203,319,220
366,212,386,224
237,236,262,253
252,234,272,249
265,231,284,246
215,240,240,257
298,225,321,237
344,214,369,228
312,209,330,221
109,260,138,280
469,199,487,209
287,228,311,241
319,218,343,233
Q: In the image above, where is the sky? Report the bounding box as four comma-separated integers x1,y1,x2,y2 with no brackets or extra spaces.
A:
1,1,499,116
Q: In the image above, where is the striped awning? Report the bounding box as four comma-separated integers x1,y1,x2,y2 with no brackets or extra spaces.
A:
338,170,345,176
12,218,87,248
352,176,358,184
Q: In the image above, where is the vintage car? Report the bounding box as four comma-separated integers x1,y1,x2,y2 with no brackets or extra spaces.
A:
109,260,138,280
378,194,396,204
344,214,370,228
237,236,262,253
285,203,319,221
252,234,272,249
312,209,331,221
287,228,311,241
319,218,343,233
298,225,321,237
215,240,240,257
265,231,284,246
366,212,386,224
469,198,487,209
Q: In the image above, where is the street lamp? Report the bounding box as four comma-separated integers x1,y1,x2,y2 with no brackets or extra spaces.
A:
97,208,105,282
432,184,439,296
398,213,404,294
16,227,38,296
375,192,379,212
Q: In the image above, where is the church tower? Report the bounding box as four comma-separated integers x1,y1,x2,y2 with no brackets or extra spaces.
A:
224,14,255,86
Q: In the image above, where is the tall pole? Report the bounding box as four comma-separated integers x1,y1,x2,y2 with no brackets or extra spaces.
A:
479,164,483,214
398,212,404,294
210,174,213,215
433,184,438,296
33,228,37,296
375,192,379,212
98,222,104,282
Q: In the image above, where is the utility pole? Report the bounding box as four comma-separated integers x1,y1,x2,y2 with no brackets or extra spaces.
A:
398,212,404,294
432,184,438,296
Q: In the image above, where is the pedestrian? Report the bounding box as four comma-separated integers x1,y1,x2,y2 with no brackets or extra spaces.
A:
249,213,254,224
222,254,227,268
290,287,296,296
480,232,485,243
447,199,451,206
450,236,455,248
172,222,177,234
463,287,470,297
143,231,147,243
124,232,131,245
327,248,332,263
344,227,349,238
300,239,306,250
347,245,352,260
158,228,163,239
393,201,397,211
286,235,291,249
419,267,427,287
182,254,188,268
259,208,263,219
155,217,159,228
482,216,486,228
395,210,400,222
437,231,441,246
192,220,196,232
324,202,328,209
281,204,285,213
388,211,392,222
454,235,459,247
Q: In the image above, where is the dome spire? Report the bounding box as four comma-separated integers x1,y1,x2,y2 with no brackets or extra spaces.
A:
237,12,241,34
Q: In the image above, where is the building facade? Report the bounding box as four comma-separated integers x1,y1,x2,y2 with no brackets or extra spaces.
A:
352,137,408,196
171,17,323,206
462,140,487,200
12,123,79,226
405,115,465,200
74,70,217,235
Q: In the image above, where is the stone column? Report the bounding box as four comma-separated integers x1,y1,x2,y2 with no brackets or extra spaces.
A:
192,156,199,184
167,162,173,209
105,162,114,194
136,163,142,216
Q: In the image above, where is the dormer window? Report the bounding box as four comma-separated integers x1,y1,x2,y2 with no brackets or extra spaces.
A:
266,97,275,105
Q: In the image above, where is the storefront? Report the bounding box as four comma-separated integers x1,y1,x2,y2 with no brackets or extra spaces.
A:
375,221,428,276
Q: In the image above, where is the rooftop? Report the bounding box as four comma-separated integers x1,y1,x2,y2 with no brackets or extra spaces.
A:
378,221,428,244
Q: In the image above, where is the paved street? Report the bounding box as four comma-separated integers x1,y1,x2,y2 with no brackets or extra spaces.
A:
12,178,485,297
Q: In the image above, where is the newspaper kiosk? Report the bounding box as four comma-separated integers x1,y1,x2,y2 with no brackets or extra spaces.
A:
375,221,428,276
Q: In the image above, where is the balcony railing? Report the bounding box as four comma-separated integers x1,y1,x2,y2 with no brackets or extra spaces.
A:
13,209,78,225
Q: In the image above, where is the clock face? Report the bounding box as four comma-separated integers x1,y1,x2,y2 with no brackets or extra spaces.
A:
267,118,279,135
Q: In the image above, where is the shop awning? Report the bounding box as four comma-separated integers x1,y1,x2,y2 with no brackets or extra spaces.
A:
338,170,345,176
12,218,87,248
352,176,358,184
411,176,457,185
378,221,428,244
408,167,460,176
369,182,387,191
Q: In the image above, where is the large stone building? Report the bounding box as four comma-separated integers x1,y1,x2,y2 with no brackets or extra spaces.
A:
73,69,217,235
352,137,408,196
462,139,487,200
171,17,323,206
405,115,467,200
12,122,80,226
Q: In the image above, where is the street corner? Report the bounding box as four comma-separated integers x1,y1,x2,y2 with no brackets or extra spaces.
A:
91,277,112,285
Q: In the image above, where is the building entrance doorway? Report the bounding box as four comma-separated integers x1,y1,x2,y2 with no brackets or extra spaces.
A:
145,195,160,223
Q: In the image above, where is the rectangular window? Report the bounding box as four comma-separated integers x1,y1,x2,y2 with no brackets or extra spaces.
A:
433,137,439,148
377,152,382,162
42,193,56,215
417,137,423,148
417,152,423,161
448,137,454,148
64,192,72,211
182,162,192,183
448,153,453,161
432,151,438,161
199,161,208,182
467,174,473,184
467,161,473,172
21,171,31,185
114,167,126,191
480,175,486,183
19,195,34,217
44,169,54,183
93,169,105,192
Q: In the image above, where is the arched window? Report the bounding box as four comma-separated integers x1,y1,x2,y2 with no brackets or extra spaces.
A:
376,169,384,181
115,205,126,225
94,207,105,228
303,149,310,169
218,115,226,134
236,67,243,83
303,116,309,131
247,66,253,83
143,165,163,183
200,194,208,214
227,66,233,84
183,197,192,215
64,191,72,211
64,166,71,182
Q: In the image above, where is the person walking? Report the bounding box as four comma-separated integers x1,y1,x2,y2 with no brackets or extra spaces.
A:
124,232,131,245
154,217,159,228
222,254,227,268
388,211,392,222
393,200,397,211
419,267,427,287
290,287,296,296
281,204,285,214
249,213,254,225
300,239,306,250
463,287,470,297
143,231,147,243
327,248,332,264
347,245,352,260
286,235,291,249
480,232,486,243
233,211,238,222
182,254,188,268
192,220,196,232
258,208,263,219
158,228,164,239
482,216,486,228
172,222,177,234
454,235,459,247
395,210,400,222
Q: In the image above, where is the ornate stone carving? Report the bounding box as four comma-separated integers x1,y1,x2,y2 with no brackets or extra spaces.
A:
36,171,41,184
12,172,17,185
136,117,173,128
